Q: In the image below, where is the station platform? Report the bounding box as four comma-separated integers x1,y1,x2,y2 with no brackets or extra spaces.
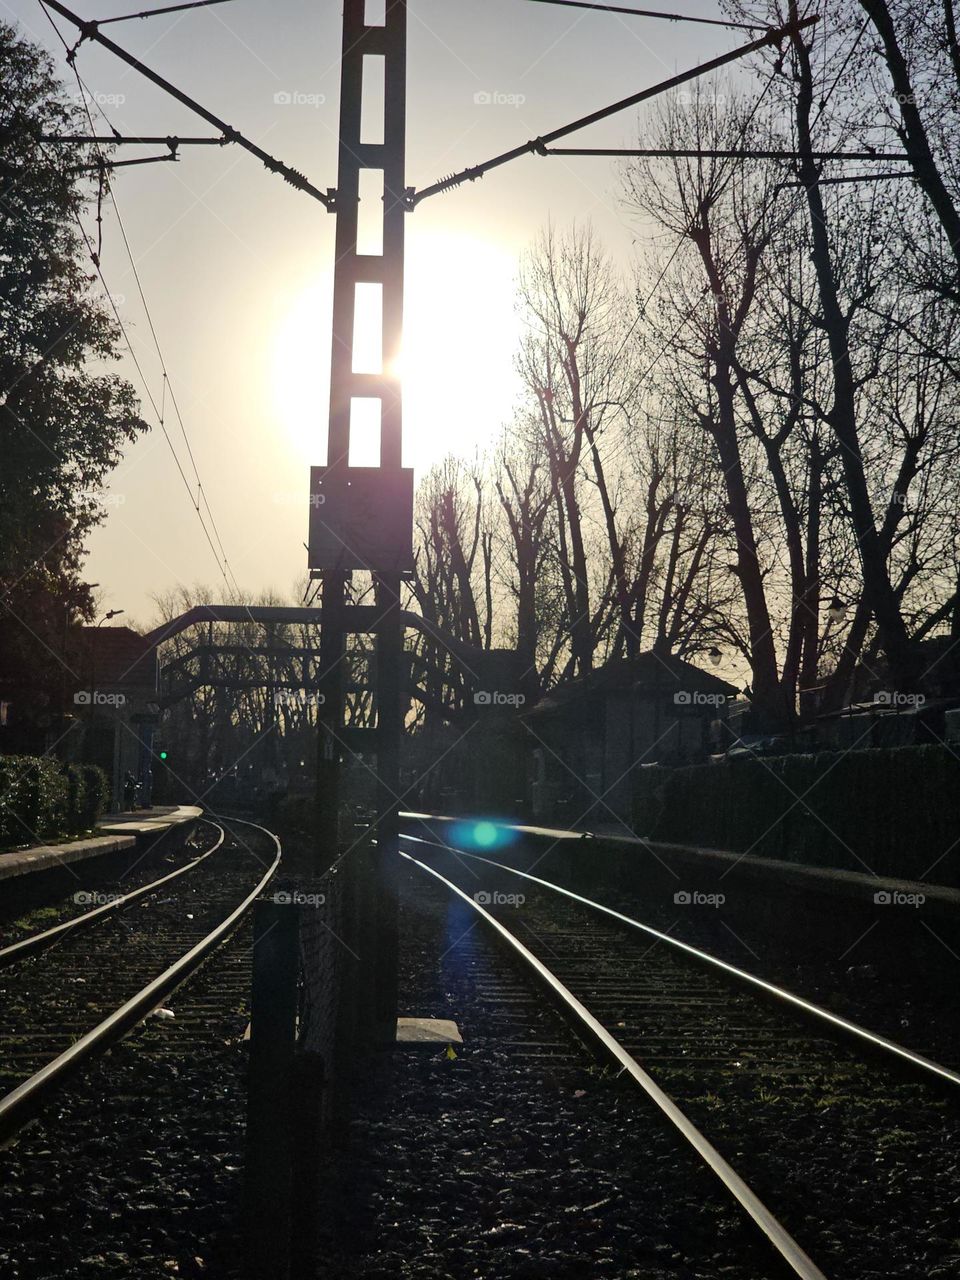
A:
0,805,202,884
400,812,960,928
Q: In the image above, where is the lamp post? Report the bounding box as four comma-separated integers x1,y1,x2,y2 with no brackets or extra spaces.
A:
86,609,124,790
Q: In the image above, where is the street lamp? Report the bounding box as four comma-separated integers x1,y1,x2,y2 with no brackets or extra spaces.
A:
707,646,722,668
87,608,125,774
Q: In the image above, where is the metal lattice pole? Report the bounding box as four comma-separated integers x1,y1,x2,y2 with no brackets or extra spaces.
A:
315,0,408,1036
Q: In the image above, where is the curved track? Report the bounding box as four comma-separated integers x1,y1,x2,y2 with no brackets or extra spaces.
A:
0,818,227,969
0,815,280,1144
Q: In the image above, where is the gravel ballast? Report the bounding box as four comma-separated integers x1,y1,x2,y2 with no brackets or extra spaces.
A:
314,862,782,1279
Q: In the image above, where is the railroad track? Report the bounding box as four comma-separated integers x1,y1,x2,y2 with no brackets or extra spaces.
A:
325,858,786,1280
0,818,226,968
0,815,280,1145
400,828,960,1280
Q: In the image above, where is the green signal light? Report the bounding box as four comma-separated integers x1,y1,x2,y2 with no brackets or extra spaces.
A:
159,750,168,760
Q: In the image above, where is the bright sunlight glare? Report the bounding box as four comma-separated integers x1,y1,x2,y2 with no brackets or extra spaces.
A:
270,230,522,476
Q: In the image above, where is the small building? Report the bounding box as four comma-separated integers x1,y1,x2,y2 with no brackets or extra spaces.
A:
524,653,736,828
66,626,160,810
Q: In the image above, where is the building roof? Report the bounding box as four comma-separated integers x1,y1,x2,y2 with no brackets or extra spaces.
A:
76,626,158,690
525,652,736,718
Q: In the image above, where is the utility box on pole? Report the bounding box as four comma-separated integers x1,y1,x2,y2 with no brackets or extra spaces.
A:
308,465,414,573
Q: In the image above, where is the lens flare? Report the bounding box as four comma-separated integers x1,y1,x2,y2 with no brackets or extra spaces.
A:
473,820,498,848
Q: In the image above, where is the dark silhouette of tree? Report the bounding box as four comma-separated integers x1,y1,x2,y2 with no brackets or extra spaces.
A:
0,23,146,747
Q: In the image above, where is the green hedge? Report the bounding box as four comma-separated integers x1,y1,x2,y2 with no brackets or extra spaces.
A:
632,745,960,887
0,755,109,850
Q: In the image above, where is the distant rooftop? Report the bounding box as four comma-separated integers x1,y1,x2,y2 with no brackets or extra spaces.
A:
526,653,737,717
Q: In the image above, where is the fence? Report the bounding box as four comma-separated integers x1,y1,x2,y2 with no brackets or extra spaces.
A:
632,744,960,885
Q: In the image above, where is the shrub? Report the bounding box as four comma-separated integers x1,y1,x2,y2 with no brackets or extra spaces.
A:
64,763,85,834
0,755,68,848
79,764,108,830
0,756,109,849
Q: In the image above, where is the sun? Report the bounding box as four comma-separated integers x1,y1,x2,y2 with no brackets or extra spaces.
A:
270,229,521,477
400,228,522,472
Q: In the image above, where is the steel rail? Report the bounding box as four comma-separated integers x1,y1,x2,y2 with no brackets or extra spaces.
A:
399,829,960,1091
0,820,226,970
0,817,280,1146
401,849,830,1280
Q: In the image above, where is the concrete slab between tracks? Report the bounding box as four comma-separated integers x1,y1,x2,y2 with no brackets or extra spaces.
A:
0,805,202,884
395,1016,463,1048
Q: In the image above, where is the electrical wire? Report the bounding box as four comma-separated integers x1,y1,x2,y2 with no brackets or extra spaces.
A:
97,0,238,24
519,0,762,30
39,0,243,597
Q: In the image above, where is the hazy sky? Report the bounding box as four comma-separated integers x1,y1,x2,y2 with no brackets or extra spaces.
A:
6,0,741,623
